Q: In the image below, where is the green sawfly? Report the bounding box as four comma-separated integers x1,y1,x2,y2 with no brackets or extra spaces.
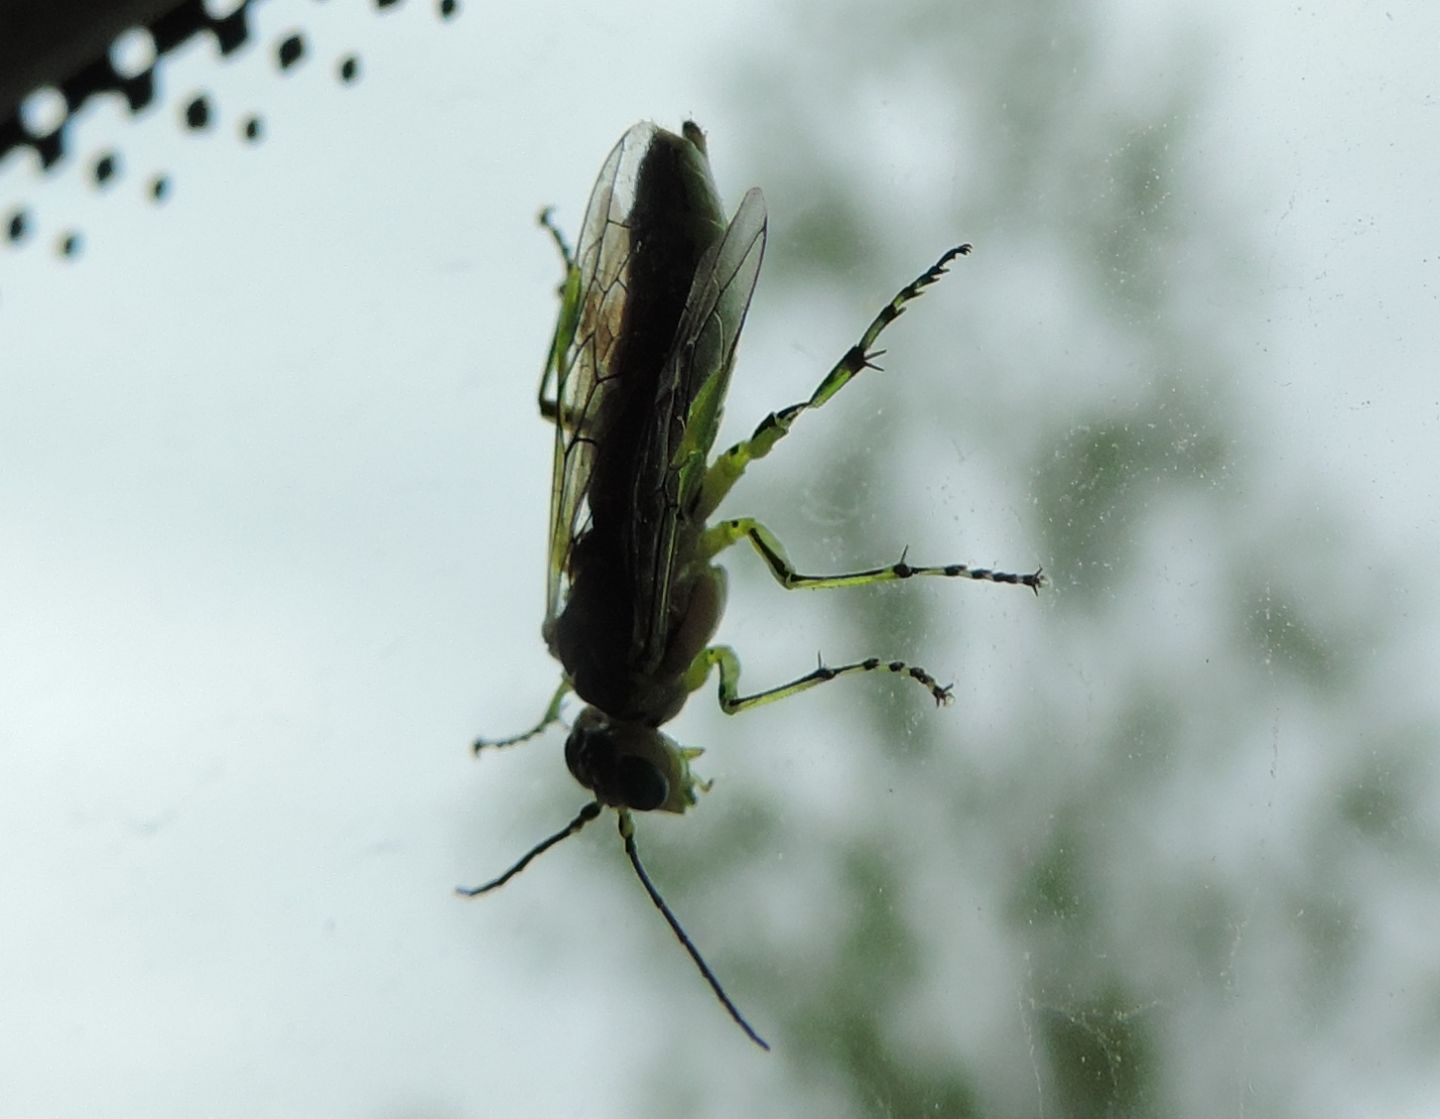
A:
459,121,1043,1050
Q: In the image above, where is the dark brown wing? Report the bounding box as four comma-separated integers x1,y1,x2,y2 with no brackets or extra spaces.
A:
629,187,768,671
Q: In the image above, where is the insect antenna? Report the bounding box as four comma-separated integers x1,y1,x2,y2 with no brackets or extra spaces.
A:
455,801,602,897
617,811,771,1051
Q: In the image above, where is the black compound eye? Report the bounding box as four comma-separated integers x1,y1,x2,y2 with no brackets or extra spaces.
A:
617,756,668,811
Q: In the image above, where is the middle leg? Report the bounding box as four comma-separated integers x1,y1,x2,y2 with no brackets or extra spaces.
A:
700,516,1045,593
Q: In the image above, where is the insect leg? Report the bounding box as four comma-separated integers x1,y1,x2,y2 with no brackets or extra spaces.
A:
687,645,954,712
617,809,770,1051
700,517,1045,593
473,678,571,753
537,208,582,424
697,245,972,518
538,206,576,270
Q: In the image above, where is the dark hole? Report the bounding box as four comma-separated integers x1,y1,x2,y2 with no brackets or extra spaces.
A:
150,175,170,201
184,95,211,129
440,0,459,16
94,152,119,185
7,209,28,243
277,34,306,70
60,231,82,258
338,55,360,83
243,115,263,142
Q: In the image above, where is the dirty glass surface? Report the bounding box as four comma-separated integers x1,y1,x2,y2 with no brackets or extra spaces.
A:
3,1,1438,1116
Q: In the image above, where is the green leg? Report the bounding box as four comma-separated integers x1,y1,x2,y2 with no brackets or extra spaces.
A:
537,206,575,269
686,644,954,712
697,245,972,519
536,207,580,424
473,678,571,753
700,516,1045,593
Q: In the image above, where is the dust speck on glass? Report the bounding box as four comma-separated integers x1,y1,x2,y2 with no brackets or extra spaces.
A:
459,119,1045,1051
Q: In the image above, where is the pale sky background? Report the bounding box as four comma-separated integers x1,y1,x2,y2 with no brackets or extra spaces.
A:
3,1,1439,1117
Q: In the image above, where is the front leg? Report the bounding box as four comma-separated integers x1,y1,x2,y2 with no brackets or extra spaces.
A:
473,678,571,753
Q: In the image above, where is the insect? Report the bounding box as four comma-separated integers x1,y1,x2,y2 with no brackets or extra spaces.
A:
458,121,1043,1050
